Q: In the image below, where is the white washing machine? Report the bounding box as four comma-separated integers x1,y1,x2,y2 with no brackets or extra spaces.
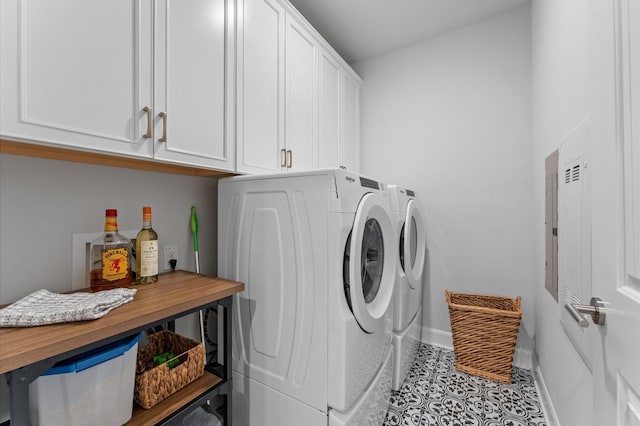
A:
218,169,396,426
387,185,426,391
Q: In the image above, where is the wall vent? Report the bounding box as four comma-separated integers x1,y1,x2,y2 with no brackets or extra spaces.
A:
572,164,581,181
564,164,581,184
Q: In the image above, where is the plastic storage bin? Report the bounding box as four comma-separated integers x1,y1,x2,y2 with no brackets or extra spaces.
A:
29,332,142,426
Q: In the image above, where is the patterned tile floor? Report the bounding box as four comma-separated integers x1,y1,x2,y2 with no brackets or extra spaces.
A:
384,344,547,426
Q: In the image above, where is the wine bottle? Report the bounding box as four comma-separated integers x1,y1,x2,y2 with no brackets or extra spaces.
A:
136,206,159,284
89,209,132,291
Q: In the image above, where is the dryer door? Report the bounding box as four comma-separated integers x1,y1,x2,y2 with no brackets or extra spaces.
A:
345,192,396,333
403,199,426,289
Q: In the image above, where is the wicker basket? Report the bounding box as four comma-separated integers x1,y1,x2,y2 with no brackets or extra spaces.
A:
134,330,205,409
445,291,522,384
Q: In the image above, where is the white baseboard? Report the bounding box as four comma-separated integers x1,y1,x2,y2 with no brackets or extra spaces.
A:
533,364,560,426
420,327,452,350
513,347,533,370
420,326,533,370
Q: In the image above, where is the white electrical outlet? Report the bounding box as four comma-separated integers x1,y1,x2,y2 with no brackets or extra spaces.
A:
163,245,179,271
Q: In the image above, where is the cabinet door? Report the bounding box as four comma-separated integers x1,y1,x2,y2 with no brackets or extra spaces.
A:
341,72,360,172
153,0,234,171
317,51,341,169
284,15,316,172
236,0,285,174
0,0,153,158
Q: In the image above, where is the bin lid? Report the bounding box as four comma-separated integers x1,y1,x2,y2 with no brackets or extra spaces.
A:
42,332,142,375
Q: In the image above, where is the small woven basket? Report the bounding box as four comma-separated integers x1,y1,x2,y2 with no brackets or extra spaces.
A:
134,330,205,409
445,291,522,384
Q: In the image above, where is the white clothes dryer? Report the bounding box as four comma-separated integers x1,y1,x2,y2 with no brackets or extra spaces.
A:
387,185,426,391
218,169,396,426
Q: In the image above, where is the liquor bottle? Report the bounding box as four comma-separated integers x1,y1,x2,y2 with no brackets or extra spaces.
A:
89,209,132,291
136,206,159,284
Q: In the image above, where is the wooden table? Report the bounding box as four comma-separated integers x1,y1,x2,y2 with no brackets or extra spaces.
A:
0,270,244,426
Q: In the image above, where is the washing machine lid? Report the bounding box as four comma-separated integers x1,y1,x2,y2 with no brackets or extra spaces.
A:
403,199,426,289
347,192,395,333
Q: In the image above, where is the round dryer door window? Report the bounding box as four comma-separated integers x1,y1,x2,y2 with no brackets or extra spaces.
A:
403,199,426,289
344,192,396,333
361,218,384,303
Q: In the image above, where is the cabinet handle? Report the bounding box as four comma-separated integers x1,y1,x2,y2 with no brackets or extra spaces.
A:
281,149,287,168
159,112,167,142
143,106,152,139
286,150,292,168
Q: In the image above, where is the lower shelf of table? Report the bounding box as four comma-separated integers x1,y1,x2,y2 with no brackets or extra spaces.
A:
126,371,223,426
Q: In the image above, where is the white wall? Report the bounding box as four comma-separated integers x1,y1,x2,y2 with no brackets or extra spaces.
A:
0,154,219,304
531,0,592,425
0,153,219,421
352,6,534,354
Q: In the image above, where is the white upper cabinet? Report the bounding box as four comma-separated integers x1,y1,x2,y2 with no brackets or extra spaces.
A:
236,0,286,174
0,0,234,171
153,0,235,171
318,50,361,173
236,0,318,174
0,0,154,158
341,71,360,172
318,51,342,170
284,15,317,172
237,0,360,175
1,0,356,175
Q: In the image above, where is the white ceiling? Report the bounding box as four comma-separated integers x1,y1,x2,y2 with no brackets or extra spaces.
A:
288,0,530,64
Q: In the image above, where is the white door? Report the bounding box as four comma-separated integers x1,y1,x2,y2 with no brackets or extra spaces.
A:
590,0,640,422
345,192,396,333
153,0,234,171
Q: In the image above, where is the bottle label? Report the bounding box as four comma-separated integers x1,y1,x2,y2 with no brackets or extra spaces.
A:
104,217,118,232
140,240,159,277
102,248,129,281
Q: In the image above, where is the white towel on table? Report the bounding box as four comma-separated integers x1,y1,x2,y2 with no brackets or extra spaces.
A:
0,288,137,327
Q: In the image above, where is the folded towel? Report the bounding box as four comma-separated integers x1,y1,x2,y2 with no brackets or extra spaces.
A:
0,288,137,327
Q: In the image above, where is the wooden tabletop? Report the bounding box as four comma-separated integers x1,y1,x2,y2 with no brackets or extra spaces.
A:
0,270,244,374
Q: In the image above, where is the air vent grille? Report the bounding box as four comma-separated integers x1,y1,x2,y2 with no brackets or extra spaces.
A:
564,164,581,184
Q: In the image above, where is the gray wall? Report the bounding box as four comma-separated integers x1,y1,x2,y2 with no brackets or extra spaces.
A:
352,5,534,354
0,153,219,421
